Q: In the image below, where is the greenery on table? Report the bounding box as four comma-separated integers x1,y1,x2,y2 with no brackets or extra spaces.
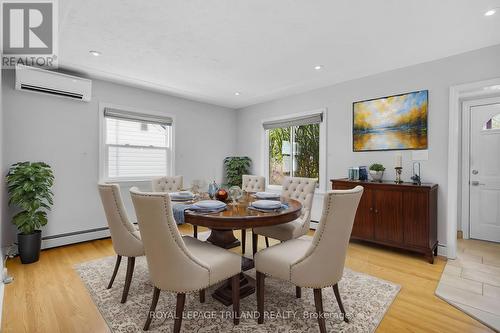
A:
369,163,386,172
6,162,54,234
268,124,320,184
223,156,252,188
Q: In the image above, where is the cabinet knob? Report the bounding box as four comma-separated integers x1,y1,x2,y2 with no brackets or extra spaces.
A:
369,207,373,212
375,209,379,214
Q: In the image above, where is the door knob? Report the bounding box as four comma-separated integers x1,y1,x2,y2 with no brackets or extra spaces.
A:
470,181,485,186
472,170,479,175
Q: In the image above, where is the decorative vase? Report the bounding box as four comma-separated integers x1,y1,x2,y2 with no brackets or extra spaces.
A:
369,170,384,182
18,230,42,264
215,188,228,201
208,181,219,199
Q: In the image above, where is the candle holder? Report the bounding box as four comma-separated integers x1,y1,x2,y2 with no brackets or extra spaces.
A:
395,167,403,184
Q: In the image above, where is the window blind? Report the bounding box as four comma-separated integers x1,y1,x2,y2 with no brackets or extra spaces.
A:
104,107,173,126
262,112,323,130
103,108,171,179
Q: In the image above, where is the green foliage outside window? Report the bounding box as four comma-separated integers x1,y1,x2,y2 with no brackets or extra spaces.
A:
268,123,320,185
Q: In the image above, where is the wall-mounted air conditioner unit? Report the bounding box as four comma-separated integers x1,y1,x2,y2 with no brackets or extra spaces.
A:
15,65,92,102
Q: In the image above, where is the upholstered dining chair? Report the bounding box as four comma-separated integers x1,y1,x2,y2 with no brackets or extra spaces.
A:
130,188,242,332
254,186,363,333
240,175,266,254
252,176,317,255
151,175,183,192
98,183,144,303
151,175,200,238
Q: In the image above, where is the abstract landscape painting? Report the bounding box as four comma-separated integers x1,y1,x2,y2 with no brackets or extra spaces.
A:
353,90,428,151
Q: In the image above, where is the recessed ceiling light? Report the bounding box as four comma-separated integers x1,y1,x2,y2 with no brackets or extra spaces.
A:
234,92,241,96
484,8,497,16
89,50,101,56
314,65,324,71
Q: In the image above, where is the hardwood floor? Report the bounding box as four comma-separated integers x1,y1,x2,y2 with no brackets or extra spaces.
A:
2,225,493,333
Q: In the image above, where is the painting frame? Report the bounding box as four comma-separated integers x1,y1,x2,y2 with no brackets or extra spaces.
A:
352,90,429,152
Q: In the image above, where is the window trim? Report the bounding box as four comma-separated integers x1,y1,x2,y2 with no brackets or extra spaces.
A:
98,103,175,183
262,108,327,193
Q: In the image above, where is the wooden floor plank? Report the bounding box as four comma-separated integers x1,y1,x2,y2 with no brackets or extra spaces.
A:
1,225,493,333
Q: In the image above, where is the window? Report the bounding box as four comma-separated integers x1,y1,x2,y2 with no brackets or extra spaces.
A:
102,107,173,180
264,112,323,186
483,114,500,130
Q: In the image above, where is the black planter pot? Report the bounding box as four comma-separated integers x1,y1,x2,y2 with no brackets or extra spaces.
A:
18,230,42,264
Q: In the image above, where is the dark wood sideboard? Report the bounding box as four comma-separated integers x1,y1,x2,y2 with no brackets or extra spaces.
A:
331,179,438,263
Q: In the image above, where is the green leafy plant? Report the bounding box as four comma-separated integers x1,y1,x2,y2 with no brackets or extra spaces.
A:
369,163,386,172
223,157,252,188
6,162,54,234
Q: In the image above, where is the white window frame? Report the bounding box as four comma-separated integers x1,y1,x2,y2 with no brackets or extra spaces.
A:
98,103,175,182
262,108,327,193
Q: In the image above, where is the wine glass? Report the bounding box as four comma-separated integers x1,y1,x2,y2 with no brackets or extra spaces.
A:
228,186,243,205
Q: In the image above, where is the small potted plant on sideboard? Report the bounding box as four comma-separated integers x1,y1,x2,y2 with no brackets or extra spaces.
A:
6,162,54,264
369,163,385,182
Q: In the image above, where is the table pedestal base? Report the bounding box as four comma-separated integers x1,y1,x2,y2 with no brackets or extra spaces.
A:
212,273,255,306
205,228,258,305
206,229,240,249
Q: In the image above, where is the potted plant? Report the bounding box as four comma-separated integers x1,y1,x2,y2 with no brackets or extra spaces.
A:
223,156,252,188
369,163,385,182
6,162,54,264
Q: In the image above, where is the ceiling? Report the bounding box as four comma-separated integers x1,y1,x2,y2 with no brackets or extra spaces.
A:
59,0,500,108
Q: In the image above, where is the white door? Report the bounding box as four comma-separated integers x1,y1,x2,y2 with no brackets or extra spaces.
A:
469,103,500,242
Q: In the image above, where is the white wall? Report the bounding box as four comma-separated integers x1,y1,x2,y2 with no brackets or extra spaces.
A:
1,70,236,247
235,44,500,249
0,64,4,318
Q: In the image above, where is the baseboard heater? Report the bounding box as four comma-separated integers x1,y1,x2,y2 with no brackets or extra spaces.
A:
41,227,111,249
310,220,319,230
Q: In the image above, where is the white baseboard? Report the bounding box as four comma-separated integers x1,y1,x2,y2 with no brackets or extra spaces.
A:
42,228,110,249
437,243,448,257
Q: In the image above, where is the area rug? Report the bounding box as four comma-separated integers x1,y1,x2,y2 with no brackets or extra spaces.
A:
75,256,400,332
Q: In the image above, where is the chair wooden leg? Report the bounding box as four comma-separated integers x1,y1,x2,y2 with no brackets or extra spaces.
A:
265,237,270,248
121,257,135,303
296,286,301,298
107,255,122,289
252,231,258,256
313,288,327,333
241,229,246,254
256,271,265,324
143,287,160,331
174,293,186,333
193,225,198,238
232,275,240,325
333,284,349,323
199,289,205,303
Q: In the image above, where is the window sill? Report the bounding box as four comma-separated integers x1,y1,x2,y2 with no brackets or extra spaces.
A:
101,178,154,184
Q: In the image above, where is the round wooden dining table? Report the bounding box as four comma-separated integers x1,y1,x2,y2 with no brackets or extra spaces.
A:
184,194,302,305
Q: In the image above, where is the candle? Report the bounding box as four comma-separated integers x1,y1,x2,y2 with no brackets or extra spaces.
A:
395,153,402,168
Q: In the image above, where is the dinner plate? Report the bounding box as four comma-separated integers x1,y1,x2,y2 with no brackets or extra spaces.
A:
255,192,280,199
170,191,195,201
170,191,194,197
251,200,282,210
192,200,227,210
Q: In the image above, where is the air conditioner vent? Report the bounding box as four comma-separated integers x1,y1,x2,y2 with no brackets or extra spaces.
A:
15,65,92,102
20,84,84,100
